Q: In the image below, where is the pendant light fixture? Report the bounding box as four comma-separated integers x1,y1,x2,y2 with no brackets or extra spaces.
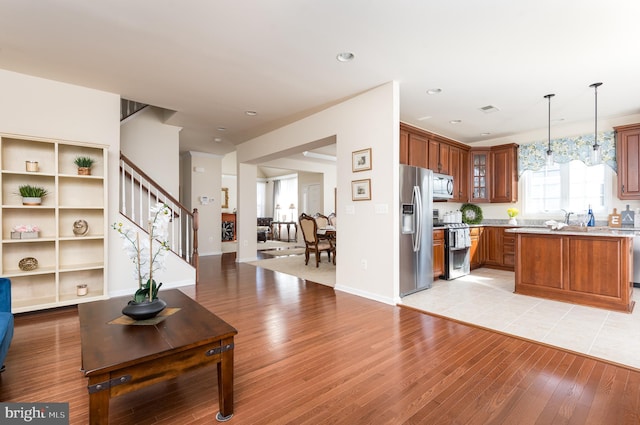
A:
544,93,555,167
590,82,603,164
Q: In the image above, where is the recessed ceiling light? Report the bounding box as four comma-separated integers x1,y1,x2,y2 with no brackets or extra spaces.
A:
217,127,226,132
214,137,222,143
336,52,355,62
481,132,492,136
426,88,442,95
417,116,432,121
449,120,462,124
245,111,257,116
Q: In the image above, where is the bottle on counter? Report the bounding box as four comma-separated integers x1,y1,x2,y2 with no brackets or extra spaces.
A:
587,205,595,227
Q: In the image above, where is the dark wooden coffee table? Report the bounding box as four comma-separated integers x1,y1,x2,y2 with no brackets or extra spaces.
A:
79,289,237,424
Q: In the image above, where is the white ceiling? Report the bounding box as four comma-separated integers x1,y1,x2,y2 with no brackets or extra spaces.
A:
1,1,639,156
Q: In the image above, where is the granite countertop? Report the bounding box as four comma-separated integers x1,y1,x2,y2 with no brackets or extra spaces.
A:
505,226,638,238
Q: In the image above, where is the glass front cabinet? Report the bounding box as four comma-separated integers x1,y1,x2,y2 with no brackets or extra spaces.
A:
470,150,490,202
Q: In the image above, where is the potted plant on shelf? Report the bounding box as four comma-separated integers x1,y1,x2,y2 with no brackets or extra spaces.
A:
112,202,171,320
17,185,48,205
74,156,95,175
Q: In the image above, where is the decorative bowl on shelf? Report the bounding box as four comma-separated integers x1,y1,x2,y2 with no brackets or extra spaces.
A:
18,257,38,271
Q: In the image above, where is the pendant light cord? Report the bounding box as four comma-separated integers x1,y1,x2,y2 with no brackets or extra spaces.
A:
544,94,555,156
590,82,603,150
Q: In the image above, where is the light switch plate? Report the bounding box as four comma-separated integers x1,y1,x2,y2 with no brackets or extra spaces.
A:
375,204,389,214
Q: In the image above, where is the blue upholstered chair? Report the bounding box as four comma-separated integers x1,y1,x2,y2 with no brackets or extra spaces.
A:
0,277,14,372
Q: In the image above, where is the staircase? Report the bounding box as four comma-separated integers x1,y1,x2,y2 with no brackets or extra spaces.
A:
118,153,200,282
120,98,148,121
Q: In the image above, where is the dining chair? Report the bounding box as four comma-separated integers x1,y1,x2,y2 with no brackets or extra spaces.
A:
327,212,337,227
314,213,330,241
299,213,334,267
314,213,329,229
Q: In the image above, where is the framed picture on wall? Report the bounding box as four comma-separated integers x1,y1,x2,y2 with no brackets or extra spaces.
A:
352,148,372,172
351,179,371,201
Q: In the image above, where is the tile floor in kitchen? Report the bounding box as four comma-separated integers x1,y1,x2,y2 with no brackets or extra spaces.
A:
400,268,640,370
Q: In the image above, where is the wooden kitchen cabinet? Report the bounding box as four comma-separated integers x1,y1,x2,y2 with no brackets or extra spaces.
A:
490,143,518,202
400,128,409,165
400,123,470,202
615,123,640,200
407,132,429,169
469,227,484,270
482,226,515,271
513,231,634,313
470,150,490,202
429,139,450,174
433,229,445,279
502,231,515,268
449,146,468,202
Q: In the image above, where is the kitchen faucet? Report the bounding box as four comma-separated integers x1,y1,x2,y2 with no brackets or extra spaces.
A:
561,209,573,224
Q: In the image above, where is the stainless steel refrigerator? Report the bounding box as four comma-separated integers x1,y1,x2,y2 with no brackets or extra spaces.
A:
399,164,434,297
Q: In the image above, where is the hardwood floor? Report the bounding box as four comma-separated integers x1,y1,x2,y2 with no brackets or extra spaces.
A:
2,253,640,424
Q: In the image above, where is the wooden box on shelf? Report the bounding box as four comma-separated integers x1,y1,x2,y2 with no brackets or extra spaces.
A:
11,231,39,239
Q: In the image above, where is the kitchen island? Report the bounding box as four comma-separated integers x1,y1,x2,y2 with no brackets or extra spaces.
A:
507,227,635,313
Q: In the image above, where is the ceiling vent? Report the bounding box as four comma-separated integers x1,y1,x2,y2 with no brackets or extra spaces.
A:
479,105,500,114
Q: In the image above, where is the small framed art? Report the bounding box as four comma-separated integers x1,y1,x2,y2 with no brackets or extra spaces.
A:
352,148,372,172
351,179,371,201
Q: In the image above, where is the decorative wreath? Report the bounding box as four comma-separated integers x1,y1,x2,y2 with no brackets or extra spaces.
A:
460,203,483,225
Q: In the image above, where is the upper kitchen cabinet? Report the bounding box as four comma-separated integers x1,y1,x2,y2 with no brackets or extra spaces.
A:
408,132,429,169
400,127,409,165
470,150,490,202
490,144,518,203
400,123,429,168
469,143,518,203
615,123,640,200
428,139,450,174
400,123,470,202
449,146,468,202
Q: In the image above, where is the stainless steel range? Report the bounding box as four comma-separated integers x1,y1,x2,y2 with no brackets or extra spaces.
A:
444,223,471,280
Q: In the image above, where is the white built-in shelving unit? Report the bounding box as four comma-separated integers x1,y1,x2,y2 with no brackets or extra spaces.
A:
0,134,108,313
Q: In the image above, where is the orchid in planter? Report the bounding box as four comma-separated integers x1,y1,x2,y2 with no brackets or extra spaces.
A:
112,202,171,308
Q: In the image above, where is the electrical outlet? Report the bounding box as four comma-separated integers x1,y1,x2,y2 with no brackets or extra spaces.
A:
361,259,367,270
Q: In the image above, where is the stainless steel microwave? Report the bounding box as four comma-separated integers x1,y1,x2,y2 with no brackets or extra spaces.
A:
433,173,454,200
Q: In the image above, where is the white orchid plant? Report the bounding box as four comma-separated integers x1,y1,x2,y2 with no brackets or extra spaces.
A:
112,202,171,303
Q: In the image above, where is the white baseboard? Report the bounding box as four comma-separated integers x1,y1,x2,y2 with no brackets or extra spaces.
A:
334,284,395,306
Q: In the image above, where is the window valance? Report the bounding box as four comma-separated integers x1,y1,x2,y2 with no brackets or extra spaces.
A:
518,131,616,176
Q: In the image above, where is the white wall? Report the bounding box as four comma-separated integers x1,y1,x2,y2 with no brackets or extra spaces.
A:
235,82,400,304
185,151,224,256
120,106,181,196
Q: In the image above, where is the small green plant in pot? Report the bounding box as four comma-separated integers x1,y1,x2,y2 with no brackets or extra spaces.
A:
17,184,48,205
74,156,95,175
